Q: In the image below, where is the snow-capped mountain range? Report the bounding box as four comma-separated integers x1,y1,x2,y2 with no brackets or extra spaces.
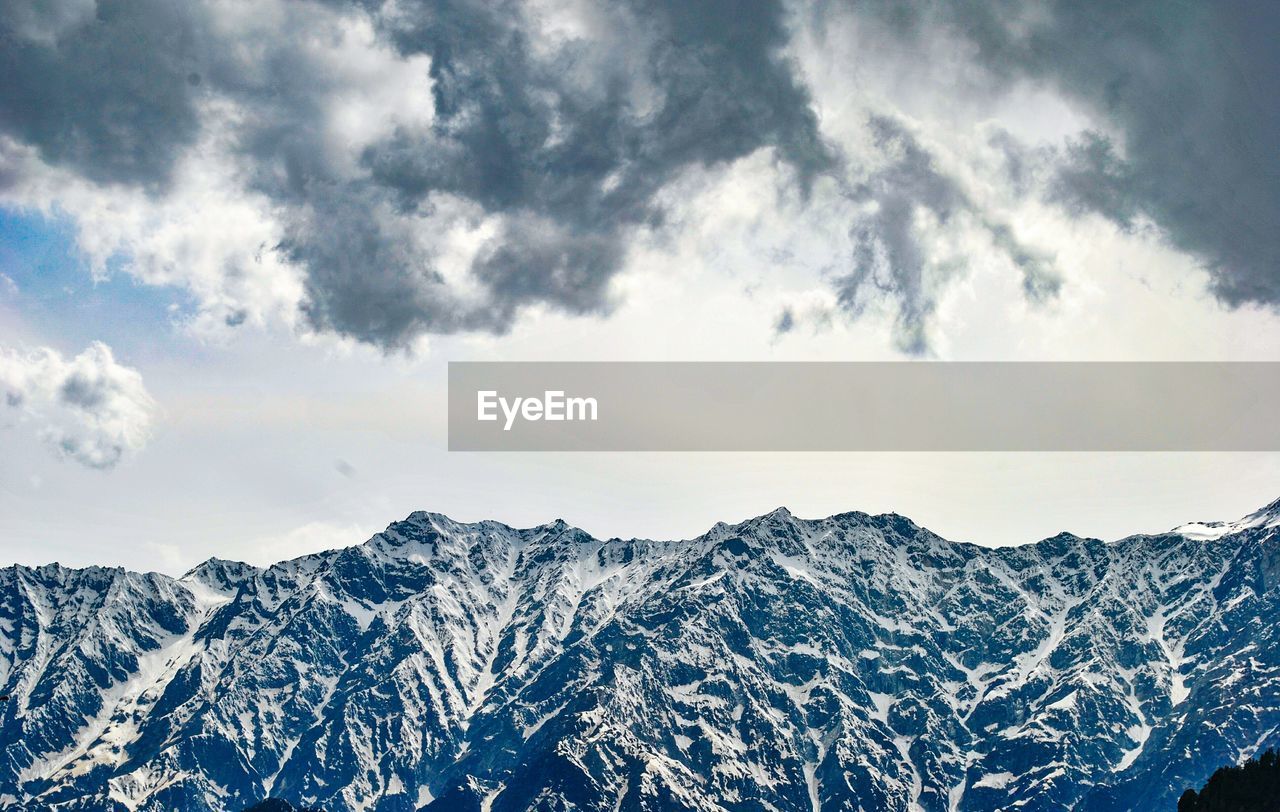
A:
3,499,1280,811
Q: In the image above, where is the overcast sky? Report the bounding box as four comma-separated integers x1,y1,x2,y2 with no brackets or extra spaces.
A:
2,0,1279,572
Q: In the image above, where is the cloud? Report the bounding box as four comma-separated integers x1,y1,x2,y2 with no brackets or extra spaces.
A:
0,0,847,350
1046,131,1141,231
0,0,1274,353
862,0,1280,311
773,307,796,335
832,115,1060,353
286,0,837,345
0,0,205,188
0,341,156,469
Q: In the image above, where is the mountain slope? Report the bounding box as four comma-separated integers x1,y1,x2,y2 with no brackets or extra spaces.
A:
2,500,1279,811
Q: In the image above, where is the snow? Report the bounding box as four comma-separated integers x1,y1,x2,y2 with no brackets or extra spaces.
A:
894,735,925,812
480,783,503,812
973,772,1015,790
1144,607,1190,705
1172,500,1280,539
867,692,895,724
523,701,570,740
19,577,230,788
1116,722,1151,772
341,598,377,631
803,760,821,812
4,500,1279,810
769,551,822,587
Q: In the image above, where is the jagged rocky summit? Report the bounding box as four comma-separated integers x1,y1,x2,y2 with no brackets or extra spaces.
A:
3,498,1280,811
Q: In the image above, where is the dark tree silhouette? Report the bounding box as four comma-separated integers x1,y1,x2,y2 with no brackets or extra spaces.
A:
1178,749,1280,812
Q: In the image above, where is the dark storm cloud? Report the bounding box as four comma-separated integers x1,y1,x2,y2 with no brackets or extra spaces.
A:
1046,132,1140,231
77,0,835,348
296,0,839,346
4,0,1274,350
281,183,469,348
11,0,856,349
0,0,205,188
867,0,1280,310
467,217,624,329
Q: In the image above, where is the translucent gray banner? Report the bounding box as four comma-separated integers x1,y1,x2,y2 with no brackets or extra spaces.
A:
448,362,1280,451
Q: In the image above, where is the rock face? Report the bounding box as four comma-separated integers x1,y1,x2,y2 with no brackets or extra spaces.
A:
2,500,1280,811
244,802,320,812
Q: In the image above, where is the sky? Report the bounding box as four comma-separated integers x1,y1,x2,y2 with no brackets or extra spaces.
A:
1,0,1279,573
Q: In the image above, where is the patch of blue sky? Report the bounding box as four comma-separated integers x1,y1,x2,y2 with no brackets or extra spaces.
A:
0,206,195,352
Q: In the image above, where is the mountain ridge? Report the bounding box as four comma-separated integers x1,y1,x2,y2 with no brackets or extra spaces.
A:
2,500,1279,811
173,506,1143,583
21,500,1259,582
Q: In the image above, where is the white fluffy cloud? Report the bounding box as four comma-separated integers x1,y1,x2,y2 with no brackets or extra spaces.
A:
0,341,156,469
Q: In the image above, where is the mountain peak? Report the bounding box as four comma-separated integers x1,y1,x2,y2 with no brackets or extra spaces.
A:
398,510,576,536
182,556,249,575
181,557,259,592
1172,496,1280,540
403,509,460,527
